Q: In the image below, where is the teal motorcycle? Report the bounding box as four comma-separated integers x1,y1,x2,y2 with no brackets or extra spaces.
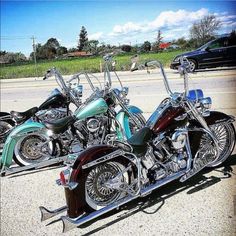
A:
0,55,145,175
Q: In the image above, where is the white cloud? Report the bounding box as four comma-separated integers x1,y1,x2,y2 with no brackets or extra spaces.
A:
88,32,103,40
110,22,143,36
148,8,209,29
88,8,236,45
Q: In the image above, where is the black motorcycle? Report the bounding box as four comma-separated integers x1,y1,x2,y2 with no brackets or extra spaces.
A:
0,69,82,151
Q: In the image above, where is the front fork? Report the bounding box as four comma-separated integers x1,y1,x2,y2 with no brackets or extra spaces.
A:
185,101,220,165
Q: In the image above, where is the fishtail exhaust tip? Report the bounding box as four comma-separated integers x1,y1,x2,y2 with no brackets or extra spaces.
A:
39,206,49,222
61,216,77,233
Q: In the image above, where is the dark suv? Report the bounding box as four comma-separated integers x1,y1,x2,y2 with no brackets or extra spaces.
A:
170,34,236,72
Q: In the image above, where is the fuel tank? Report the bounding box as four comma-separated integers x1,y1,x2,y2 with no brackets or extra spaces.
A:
74,98,108,120
147,105,185,133
39,90,67,110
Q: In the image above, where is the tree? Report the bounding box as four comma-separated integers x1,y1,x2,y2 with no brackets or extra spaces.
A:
141,41,151,52
121,44,132,52
30,38,65,60
78,26,88,51
68,47,78,53
45,38,60,49
152,30,163,52
84,40,99,55
190,15,221,46
57,46,68,56
0,52,27,64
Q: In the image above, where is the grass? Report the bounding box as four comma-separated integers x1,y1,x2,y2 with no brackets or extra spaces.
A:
0,50,185,79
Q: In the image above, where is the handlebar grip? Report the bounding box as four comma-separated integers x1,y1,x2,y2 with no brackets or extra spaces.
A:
43,76,47,80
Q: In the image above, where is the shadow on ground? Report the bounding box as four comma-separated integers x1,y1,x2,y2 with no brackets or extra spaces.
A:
78,154,236,236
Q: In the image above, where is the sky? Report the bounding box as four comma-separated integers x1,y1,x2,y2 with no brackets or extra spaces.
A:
1,0,236,56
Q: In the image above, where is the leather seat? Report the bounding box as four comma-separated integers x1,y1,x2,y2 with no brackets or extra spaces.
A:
10,107,39,123
44,116,75,134
127,127,152,154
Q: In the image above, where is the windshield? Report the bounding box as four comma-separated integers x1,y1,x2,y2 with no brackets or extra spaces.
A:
198,39,215,50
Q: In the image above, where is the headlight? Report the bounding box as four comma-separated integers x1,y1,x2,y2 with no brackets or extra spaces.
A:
121,87,129,97
200,97,212,109
72,85,83,97
199,97,212,116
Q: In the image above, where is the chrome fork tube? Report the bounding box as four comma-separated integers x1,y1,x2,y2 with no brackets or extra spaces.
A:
185,132,193,171
186,101,220,159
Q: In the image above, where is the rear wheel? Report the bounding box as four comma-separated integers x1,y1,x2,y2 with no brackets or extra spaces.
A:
13,133,55,166
85,161,129,210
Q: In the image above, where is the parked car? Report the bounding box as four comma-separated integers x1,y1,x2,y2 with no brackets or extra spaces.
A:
170,34,236,72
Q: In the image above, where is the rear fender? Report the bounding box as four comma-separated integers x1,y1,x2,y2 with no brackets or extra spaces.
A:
116,105,143,141
65,145,118,218
0,121,46,167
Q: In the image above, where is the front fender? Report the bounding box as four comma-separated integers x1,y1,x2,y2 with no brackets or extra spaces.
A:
116,105,143,141
0,121,46,167
65,145,118,218
204,111,235,126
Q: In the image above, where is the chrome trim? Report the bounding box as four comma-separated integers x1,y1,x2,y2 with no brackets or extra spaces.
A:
145,60,173,95
39,206,67,221
1,154,75,176
82,149,125,169
185,132,193,171
185,101,220,163
188,126,220,164
61,171,185,233
0,115,12,120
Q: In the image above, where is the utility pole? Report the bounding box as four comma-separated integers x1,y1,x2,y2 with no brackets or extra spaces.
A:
31,36,38,79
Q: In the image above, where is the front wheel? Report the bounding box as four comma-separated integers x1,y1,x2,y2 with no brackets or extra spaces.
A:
202,123,235,167
13,133,56,166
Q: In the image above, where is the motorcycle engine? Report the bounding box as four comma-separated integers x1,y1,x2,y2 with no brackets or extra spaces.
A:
36,108,67,121
142,130,188,184
74,116,109,147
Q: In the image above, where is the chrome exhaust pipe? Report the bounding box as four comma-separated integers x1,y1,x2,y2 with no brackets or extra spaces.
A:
61,171,185,233
1,154,74,176
39,206,67,221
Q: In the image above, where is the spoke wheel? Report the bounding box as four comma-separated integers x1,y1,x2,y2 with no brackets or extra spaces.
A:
85,161,128,210
199,123,235,167
13,134,53,166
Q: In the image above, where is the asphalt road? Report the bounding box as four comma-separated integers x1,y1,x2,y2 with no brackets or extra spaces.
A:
0,68,236,236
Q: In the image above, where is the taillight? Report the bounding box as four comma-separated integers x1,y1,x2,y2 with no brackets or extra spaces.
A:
57,169,71,186
56,168,78,190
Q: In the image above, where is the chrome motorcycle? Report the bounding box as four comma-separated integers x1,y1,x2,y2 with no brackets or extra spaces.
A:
40,57,235,232
0,55,145,175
